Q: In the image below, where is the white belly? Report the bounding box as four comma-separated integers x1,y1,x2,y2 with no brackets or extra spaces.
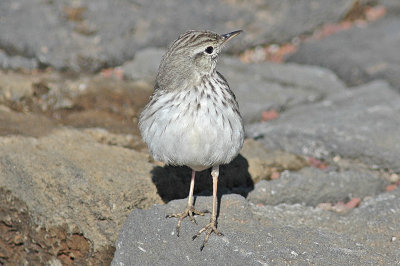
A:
139,80,244,170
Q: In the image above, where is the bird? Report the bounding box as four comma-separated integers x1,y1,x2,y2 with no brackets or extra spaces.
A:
139,30,244,250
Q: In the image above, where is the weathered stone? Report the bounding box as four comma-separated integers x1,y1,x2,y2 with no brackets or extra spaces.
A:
246,81,400,172
240,139,308,183
0,128,163,251
380,0,400,14
288,17,400,92
0,0,355,71
113,193,398,264
220,57,346,124
0,50,38,70
121,48,165,82
247,167,388,206
0,105,57,137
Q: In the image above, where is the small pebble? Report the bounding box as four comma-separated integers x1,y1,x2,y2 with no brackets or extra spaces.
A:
386,184,397,192
270,171,280,180
389,173,399,183
333,155,341,162
316,203,332,211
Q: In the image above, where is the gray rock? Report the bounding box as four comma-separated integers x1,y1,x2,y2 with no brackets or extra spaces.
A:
247,80,400,172
247,167,388,206
121,0,355,50
0,0,137,72
288,17,400,92
347,190,400,258
0,0,355,72
0,50,38,70
113,193,397,265
220,57,346,124
121,48,165,82
255,189,400,261
380,0,400,14
0,128,163,251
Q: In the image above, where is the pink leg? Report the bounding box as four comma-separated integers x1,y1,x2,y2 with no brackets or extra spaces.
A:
166,169,209,236
192,165,223,250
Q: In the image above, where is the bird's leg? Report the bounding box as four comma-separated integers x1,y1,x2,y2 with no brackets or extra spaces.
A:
192,165,223,250
166,170,209,236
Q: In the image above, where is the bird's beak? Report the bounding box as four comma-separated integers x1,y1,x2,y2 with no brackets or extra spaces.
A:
221,30,243,44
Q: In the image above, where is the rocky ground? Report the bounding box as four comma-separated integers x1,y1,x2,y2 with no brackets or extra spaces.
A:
0,0,400,265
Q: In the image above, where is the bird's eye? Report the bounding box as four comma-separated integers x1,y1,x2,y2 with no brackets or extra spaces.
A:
205,46,214,54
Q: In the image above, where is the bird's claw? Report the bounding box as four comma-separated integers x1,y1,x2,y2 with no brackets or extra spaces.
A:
166,205,209,236
192,219,223,251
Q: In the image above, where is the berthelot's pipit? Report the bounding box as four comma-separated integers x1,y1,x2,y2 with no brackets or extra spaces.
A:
139,30,244,250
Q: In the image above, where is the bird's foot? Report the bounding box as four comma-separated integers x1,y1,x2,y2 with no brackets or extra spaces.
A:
166,205,209,237
192,218,223,251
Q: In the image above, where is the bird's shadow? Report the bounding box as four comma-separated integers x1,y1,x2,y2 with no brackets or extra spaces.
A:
150,154,253,208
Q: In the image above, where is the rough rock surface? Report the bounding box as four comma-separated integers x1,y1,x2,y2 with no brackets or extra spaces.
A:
247,167,388,206
0,50,38,70
381,0,400,13
0,187,115,265
0,128,163,251
220,58,346,124
0,69,154,137
112,193,399,265
246,81,400,172
0,0,354,72
121,48,165,82
240,139,308,183
288,17,400,91
0,105,58,137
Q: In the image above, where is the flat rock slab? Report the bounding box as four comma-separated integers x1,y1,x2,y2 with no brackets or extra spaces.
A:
0,0,354,71
247,167,388,206
255,190,400,262
0,128,163,251
381,0,400,14
113,193,399,265
220,58,346,124
288,17,400,92
246,81,400,172
0,105,57,137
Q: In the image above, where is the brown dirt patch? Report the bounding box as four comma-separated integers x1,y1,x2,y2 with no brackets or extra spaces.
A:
0,70,152,142
0,188,114,265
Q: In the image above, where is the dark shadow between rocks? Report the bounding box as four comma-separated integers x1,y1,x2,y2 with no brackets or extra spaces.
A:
151,154,253,203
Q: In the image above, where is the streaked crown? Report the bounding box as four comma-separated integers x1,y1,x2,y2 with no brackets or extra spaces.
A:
156,30,242,91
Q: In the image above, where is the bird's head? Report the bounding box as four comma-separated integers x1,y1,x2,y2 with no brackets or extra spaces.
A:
156,30,242,91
